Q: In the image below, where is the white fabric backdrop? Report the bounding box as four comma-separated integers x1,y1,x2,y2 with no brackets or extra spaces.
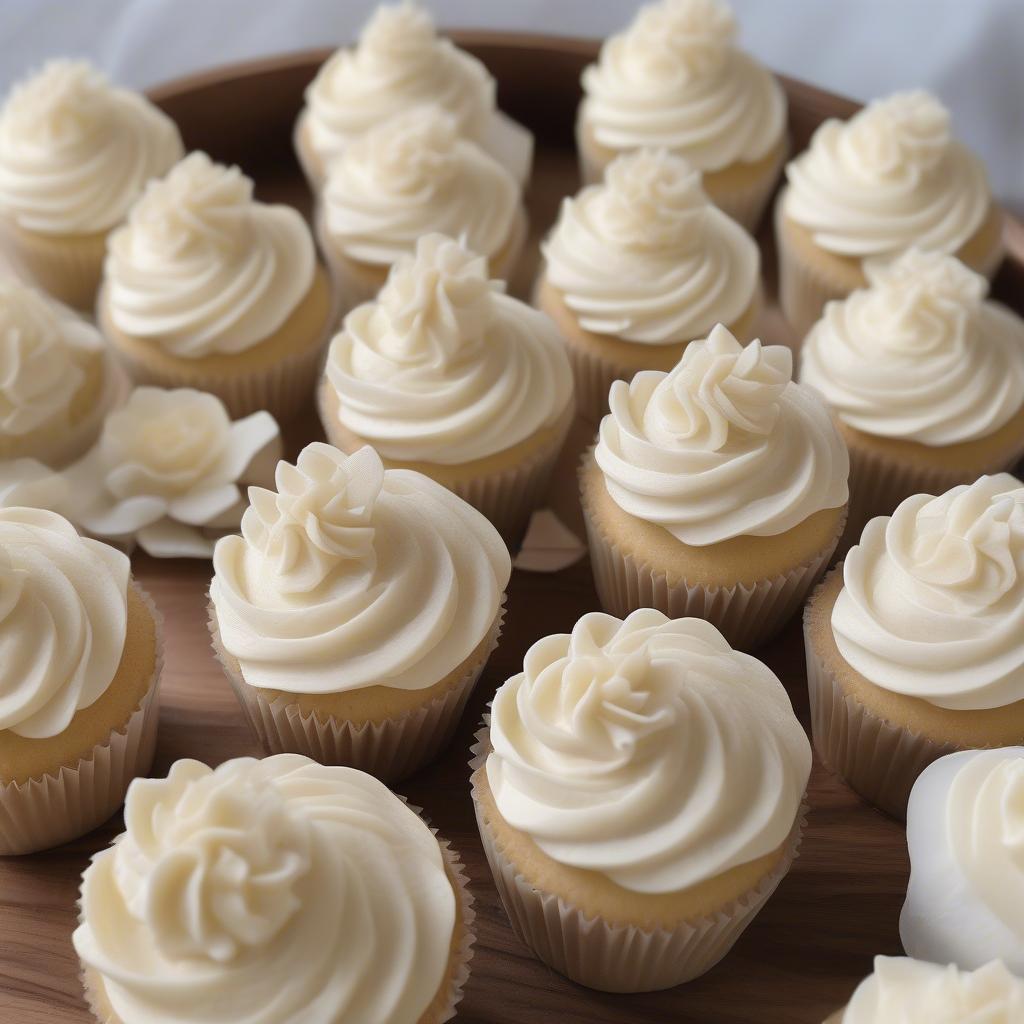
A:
2,0,1022,210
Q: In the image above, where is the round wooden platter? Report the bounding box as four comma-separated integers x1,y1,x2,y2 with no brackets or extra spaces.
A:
3,33,1024,1024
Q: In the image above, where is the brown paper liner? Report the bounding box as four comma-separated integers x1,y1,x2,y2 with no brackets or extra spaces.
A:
469,726,806,993
0,583,163,856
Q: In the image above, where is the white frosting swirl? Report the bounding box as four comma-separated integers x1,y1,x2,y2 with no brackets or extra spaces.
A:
543,149,759,344
0,60,183,235
595,324,849,545
322,105,520,267
784,90,991,258
801,250,1024,445
73,754,458,1024
486,609,810,893
833,474,1024,710
0,507,128,739
840,957,1024,1024
580,0,786,171
210,443,510,693
104,152,315,358
325,233,573,463
902,748,1024,974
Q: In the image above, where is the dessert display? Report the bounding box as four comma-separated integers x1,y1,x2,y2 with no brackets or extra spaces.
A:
472,609,811,991
319,233,575,540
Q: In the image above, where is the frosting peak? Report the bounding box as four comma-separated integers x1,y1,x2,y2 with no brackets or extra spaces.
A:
626,0,736,80
2,60,108,147
843,91,950,180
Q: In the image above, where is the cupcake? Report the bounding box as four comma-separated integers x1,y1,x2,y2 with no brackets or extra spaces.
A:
0,279,125,467
319,233,575,542
471,609,811,992
296,1,532,191
800,250,1024,540
209,442,510,781
823,957,1024,1023
777,90,1005,337
0,60,183,311
73,754,474,1024
0,508,162,855
316,105,526,315
536,148,762,422
804,475,1024,819
97,152,335,421
577,0,788,230
580,323,849,650
901,748,1024,974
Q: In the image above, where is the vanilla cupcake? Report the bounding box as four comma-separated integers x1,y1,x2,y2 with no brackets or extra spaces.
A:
536,149,762,421
296,1,532,190
901,748,1024,974
0,280,125,467
577,0,787,229
0,508,162,855
74,755,474,1024
580,324,848,650
823,957,1024,1023
804,475,1024,819
98,153,334,420
317,105,526,314
472,609,810,992
0,60,182,310
319,234,574,541
777,90,1004,337
209,443,510,781
800,250,1024,540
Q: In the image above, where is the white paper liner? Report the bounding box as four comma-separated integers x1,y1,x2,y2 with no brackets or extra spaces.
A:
469,726,806,993
0,582,163,856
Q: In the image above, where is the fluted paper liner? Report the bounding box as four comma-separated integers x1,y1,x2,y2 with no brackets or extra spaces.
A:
469,725,806,993
0,583,163,856
209,600,505,783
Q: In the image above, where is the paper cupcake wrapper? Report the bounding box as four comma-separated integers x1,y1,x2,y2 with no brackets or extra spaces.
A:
0,583,163,856
469,726,806,993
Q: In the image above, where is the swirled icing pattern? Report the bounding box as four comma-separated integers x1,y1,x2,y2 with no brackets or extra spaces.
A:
486,609,810,893
325,234,573,463
322,105,520,267
800,250,1024,445
104,153,315,357
0,60,183,235
595,324,849,544
783,90,991,258
579,0,786,170
833,474,1024,710
542,149,759,343
0,507,128,739
73,755,458,1024
210,443,510,693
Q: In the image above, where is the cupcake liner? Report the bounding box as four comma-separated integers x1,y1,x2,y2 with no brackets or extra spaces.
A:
209,600,505,783
0,582,163,856
469,726,806,993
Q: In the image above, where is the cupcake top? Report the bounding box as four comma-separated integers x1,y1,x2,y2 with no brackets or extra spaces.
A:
0,507,128,740
542,149,760,344
837,957,1024,1023
485,609,811,894
324,233,573,464
104,152,316,358
322,105,520,269
800,250,1024,445
0,59,183,235
73,754,459,1024
594,323,849,545
210,443,510,693
579,0,786,171
783,90,992,259
833,474,1024,710
902,748,1024,974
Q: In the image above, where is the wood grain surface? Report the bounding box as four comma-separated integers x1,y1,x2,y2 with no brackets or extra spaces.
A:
2,33,1022,1024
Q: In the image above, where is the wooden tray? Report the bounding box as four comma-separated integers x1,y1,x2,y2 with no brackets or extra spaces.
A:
3,33,1023,1024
